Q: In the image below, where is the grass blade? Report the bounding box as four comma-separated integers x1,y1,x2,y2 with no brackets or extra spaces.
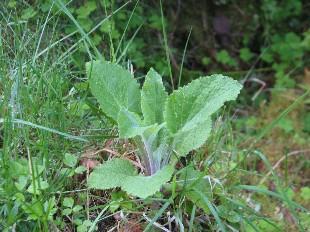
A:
144,200,171,232
159,0,174,89
178,27,192,87
0,118,88,142
194,189,226,232
88,205,109,232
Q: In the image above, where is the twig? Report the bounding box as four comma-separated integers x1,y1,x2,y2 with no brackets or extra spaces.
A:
248,77,266,101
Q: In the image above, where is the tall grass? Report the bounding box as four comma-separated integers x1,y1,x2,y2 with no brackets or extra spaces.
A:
0,5,91,230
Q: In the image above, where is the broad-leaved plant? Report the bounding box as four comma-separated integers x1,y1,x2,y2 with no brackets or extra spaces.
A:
86,60,242,198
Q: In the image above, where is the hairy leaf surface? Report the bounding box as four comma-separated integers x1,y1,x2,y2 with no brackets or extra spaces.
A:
88,159,173,198
165,75,242,156
86,60,141,121
173,117,212,156
117,108,150,138
165,75,242,134
88,159,135,189
141,68,168,125
123,165,174,198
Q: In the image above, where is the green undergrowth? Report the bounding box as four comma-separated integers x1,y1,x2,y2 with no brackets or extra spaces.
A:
0,1,309,231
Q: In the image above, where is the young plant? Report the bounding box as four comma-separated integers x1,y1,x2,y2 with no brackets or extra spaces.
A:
87,60,242,198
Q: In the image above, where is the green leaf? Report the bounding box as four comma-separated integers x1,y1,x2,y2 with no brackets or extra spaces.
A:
15,176,28,191
62,208,72,216
77,220,93,232
141,68,168,125
76,1,97,19
27,178,49,194
240,48,254,62
88,159,173,198
8,0,17,8
123,165,174,198
21,7,37,20
117,108,151,138
186,190,211,214
23,201,44,220
44,197,57,220
217,205,241,223
87,60,141,121
77,18,93,31
73,205,83,213
194,189,227,232
276,118,294,133
100,20,114,33
180,166,212,194
165,75,242,156
202,57,211,66
216,50,237,67
173,117,212,156
180,166,213,214
75,165,87,174
63,197,74,208
88,159,136,190
64,153,78,168
165,75,241,133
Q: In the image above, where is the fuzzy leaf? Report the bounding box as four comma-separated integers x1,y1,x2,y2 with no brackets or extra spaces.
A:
141,68,168,125
123,165,174,198
88,159,173,198
165,75,241,133
88,159,135,190
173,117,212,156
64,153,78,167
117,108,149,138
86,60,141,121
165,75,242,156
